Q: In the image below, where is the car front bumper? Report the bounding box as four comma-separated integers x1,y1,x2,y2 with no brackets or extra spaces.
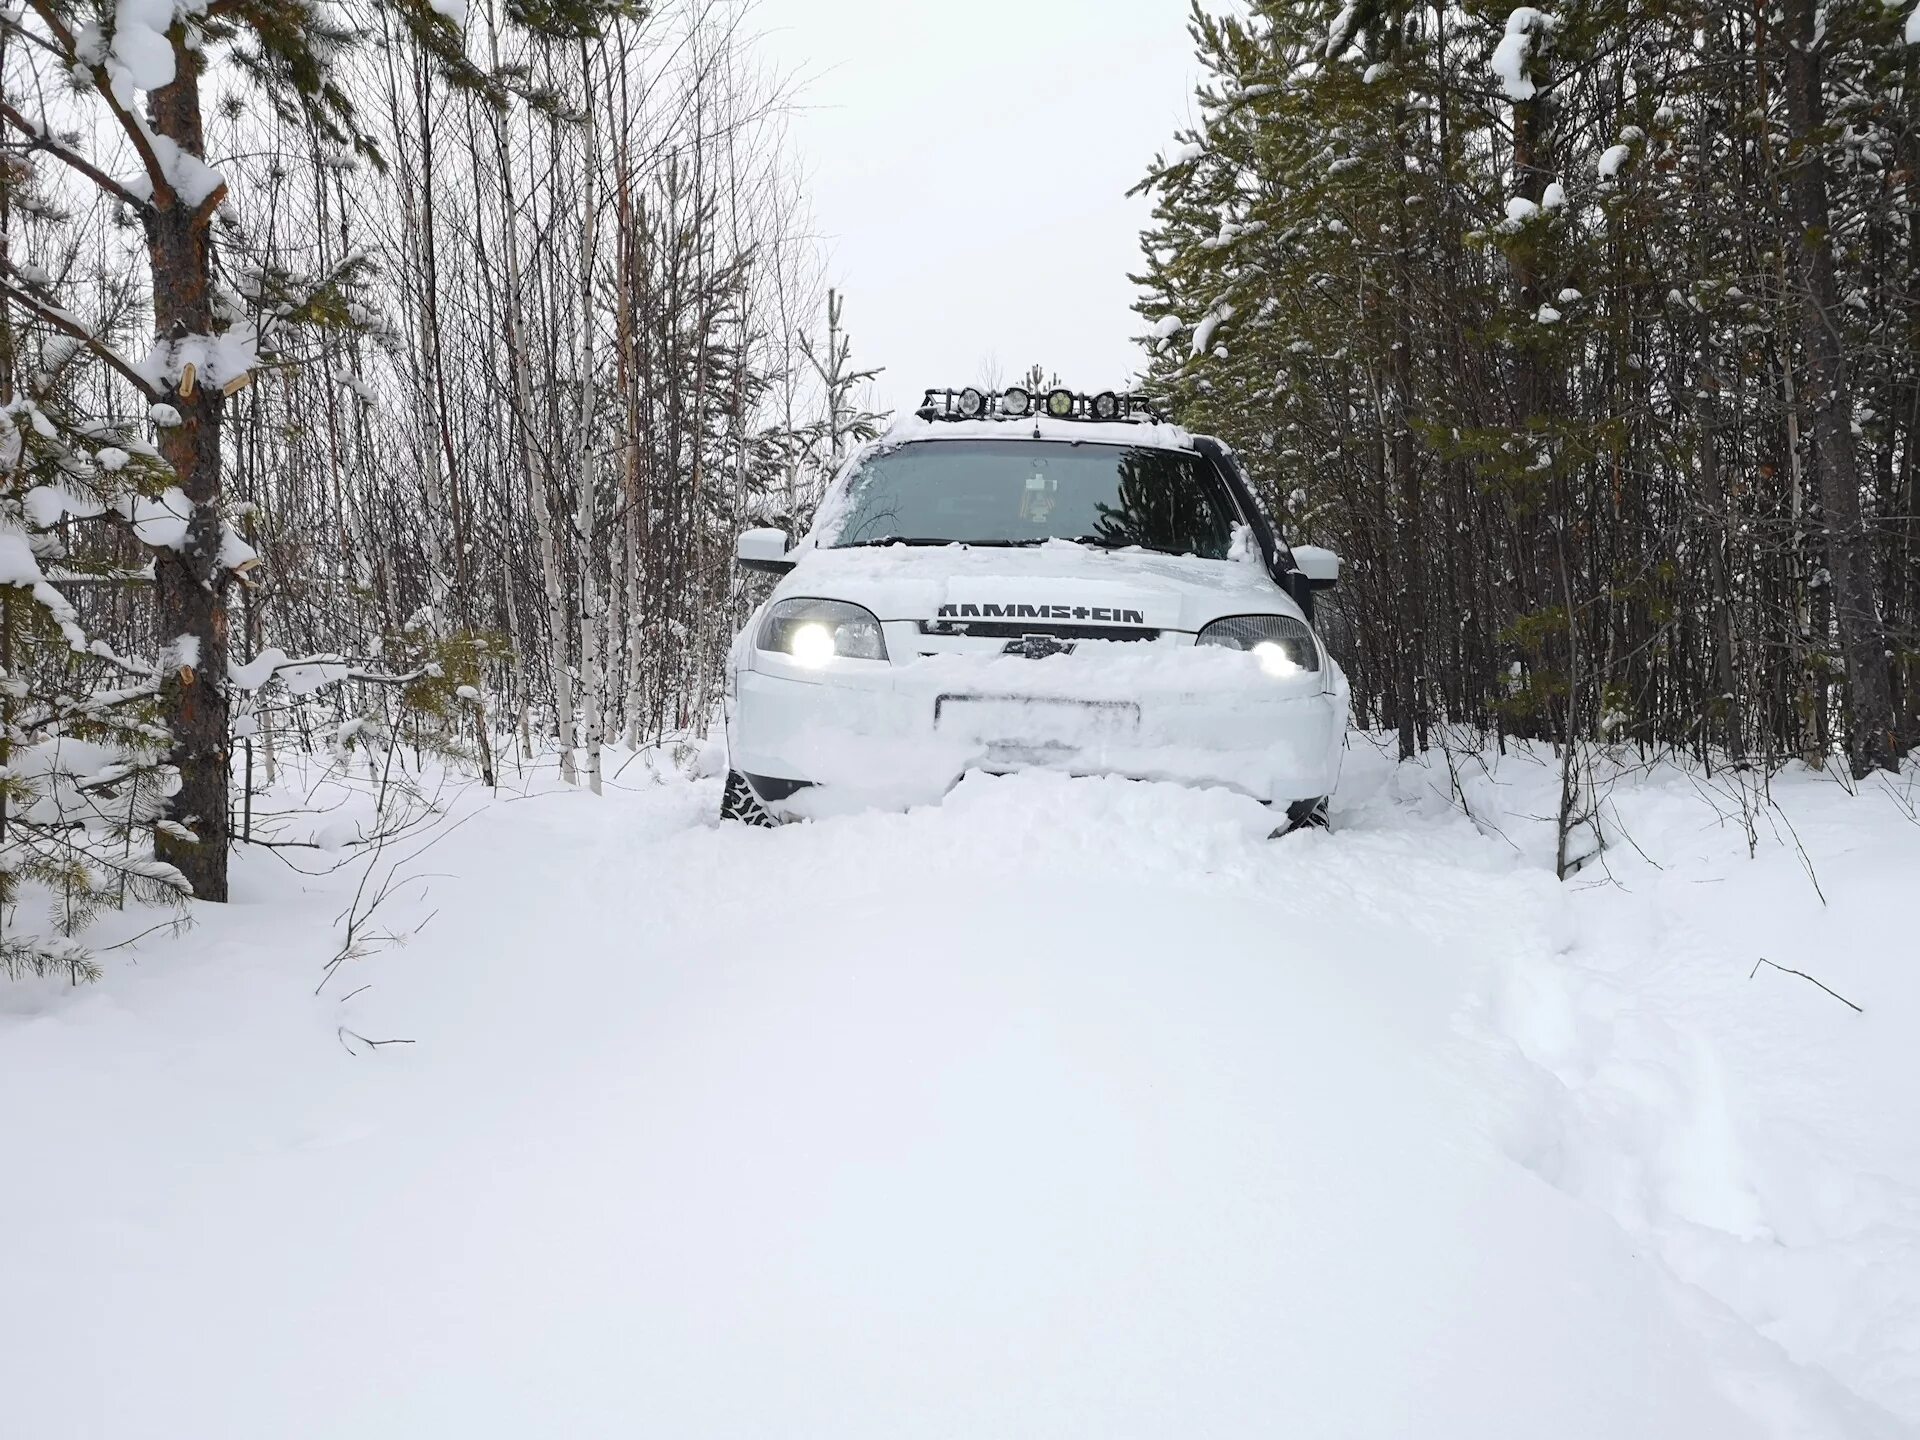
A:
726,647,1348,819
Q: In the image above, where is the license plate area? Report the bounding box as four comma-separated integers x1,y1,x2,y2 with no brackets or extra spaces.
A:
933,694,1141,750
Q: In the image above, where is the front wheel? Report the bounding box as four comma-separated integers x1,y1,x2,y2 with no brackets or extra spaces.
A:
1272,796,1329,838
720,770,778,828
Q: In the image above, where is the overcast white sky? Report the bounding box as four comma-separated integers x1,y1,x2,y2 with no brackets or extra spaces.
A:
753,0,1209,416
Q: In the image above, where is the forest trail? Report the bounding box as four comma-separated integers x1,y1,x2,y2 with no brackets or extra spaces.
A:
4,746,1918,1438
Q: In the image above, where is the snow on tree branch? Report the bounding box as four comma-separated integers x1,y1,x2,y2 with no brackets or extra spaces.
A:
1491,8,1556,102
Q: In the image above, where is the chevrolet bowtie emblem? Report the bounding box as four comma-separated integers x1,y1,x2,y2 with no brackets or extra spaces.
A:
1006,634,1075,659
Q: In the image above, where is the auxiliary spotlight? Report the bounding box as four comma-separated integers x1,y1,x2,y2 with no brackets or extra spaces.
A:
1090,391,1120,421
957,386,986,418
1044,388,1075,418
1000,386,1032,418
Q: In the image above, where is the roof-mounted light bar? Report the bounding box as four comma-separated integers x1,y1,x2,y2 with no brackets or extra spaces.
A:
916,387,1165,425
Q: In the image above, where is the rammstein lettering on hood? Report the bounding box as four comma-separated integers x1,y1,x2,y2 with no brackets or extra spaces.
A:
935,603,1148,624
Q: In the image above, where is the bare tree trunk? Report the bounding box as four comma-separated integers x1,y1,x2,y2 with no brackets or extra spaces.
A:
149,29,231,900
616,169,647,748
575,39,604,796
1781,0,1898,776
1388,23,1423,761
482,48,576,784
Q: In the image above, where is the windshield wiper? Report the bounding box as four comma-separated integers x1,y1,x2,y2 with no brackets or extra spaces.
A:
1058,536,1190,555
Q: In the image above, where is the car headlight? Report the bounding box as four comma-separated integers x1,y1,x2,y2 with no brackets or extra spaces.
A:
1196,614,1320,676
757,598,889,666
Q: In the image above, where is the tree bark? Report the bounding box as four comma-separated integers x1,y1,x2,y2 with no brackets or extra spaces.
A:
1388,14,1423,760
483,54,575,784
575,40,603,796
148,28,231,901
1781,0,1898,775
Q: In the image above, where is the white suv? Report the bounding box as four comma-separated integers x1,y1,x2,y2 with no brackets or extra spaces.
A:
722,387,1348,829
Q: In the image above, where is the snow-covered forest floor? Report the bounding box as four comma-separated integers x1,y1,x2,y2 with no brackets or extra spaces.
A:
4,738,1918,1437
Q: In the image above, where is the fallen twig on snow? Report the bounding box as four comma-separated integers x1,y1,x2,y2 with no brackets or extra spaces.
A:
1749,957,1862,1013
336,1027,416,1056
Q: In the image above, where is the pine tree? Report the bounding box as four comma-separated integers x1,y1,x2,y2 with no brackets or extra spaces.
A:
2,0,641,899
1135,0,1917,779
800,288,884,471
0,341,194,980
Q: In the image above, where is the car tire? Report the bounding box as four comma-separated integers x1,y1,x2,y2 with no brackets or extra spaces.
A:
1273,796,1330,837
720,770,779,828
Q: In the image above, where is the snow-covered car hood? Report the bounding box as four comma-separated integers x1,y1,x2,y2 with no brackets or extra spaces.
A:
767,539,1304,634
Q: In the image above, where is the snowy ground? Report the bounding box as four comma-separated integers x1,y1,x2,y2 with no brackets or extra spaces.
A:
4,738,1918,1437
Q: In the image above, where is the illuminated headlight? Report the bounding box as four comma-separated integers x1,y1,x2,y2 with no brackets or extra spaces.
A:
1044,387,1075,418
788,623,837,667
1196,614,1320,675
1252,641,1299,677
757,598,889,666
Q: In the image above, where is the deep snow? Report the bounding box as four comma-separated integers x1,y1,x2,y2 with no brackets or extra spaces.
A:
3,739,1918,1437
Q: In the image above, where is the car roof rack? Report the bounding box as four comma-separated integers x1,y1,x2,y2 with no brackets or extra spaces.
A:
916,386,1166,425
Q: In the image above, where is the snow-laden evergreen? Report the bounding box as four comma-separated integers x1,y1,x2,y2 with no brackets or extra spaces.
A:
1134,1,1919,779
2,0,875,944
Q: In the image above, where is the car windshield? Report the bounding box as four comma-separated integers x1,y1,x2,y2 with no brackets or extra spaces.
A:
828,439,1240,559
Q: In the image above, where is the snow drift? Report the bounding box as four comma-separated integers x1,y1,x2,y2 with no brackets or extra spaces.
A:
2,740,1917,1437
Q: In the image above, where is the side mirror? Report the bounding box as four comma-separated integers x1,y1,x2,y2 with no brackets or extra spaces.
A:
1291,545,1341,591
736,527,794,575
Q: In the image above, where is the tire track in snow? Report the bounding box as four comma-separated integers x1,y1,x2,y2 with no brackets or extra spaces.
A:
1376,750,1920,1434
